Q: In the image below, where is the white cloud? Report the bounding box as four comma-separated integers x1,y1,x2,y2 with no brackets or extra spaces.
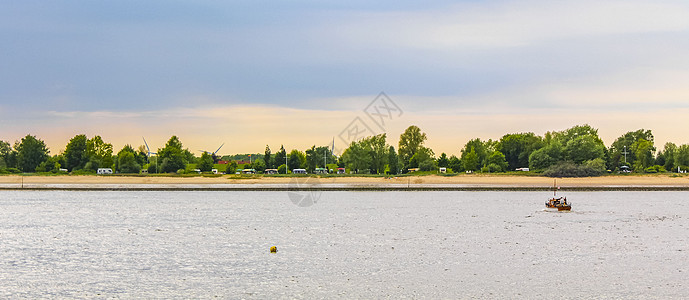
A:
333,0,689,51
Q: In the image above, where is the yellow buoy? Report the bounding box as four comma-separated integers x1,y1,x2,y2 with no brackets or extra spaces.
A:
270,246,277,253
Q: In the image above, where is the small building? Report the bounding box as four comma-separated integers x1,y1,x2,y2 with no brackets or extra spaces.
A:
439,167,447,173
97,168,113,175
265,169,279,174
337,168,346,174
314,168,328,174
141,169,148,174
292,169,307,174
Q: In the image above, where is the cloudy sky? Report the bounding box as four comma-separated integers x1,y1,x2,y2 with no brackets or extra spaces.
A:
2,0,688,156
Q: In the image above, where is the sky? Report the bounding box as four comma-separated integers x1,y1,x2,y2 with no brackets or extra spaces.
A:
2,0,688,156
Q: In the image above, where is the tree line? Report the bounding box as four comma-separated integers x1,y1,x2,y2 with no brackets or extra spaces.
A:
1,124,688,176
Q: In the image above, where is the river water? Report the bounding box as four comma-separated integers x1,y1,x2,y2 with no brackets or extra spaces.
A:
0,191,687,299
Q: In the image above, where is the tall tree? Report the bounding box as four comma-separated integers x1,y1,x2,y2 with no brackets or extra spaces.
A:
437,153,449,168
608,129,654,170
462,147,479,172
64,134,88,171
197,151,214,172
264,145,272,169
287,149,305,170
659,142,678,171
85,135,114,171
116,145,141,173
460,138,489,168
498,133,543,170
632,138,655,171
342,141,372,173
0,140,16,169
305,145,319,172
387,146,400,174
529,141,564,170
398,125,429,171
365,134,388,174
486,150,509,172
675,144,689,170
448,155,461,173
15,135,50,172
274,145,287,171
564,135,606,164
158,136,188,173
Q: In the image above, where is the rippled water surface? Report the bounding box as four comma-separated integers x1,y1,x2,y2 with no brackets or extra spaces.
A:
0,191,687,298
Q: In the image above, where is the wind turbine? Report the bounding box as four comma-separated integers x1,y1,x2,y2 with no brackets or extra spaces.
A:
143,137,158,173
199,143,225,163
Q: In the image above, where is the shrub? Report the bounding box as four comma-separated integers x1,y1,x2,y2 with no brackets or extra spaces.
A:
644,165,666,173
484,163,503,173
543,161,604,177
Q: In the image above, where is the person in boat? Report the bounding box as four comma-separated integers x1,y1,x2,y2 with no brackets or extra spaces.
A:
563,197,567,205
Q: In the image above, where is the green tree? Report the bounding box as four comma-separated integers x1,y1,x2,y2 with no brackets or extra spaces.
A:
85,135,114,171
448,155,461,173
409,147,434,170
251,158,266,172
264,145,272,169
398,125,429,171
498,133,543,170
64,134,88,171
437,153,449,168
675,144,689,170
608,129,654,170
632,138,655,171
226,160,238,174
0,140,16,169
15,135,50,172
197,151,214,172
460,138,490,169
305,146,319,172
365,134,388,174
486,150,508,172
528,141,564,170
158,136,188,173
116,145,141,173
387,146,400,174
118,152,141,173
342,141,372,173
659,142,677,171
564,135,606,164
462,147,479,172
287,149,305,170
35,155,60,173
274,145,287,170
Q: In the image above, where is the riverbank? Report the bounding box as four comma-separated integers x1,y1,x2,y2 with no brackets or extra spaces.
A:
1,174,688,191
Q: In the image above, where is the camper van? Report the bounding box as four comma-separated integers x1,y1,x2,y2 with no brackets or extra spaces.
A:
97,168,113,175
292,169,307,174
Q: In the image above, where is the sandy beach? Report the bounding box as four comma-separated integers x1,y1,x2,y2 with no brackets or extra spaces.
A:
1,174,688,188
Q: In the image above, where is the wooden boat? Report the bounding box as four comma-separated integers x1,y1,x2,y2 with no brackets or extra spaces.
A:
546,180,571,211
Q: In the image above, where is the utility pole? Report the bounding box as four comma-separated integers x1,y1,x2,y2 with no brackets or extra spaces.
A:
285,154,288,174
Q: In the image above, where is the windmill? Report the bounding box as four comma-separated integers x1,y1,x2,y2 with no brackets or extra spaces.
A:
142,137,158,173
199,143,225,163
